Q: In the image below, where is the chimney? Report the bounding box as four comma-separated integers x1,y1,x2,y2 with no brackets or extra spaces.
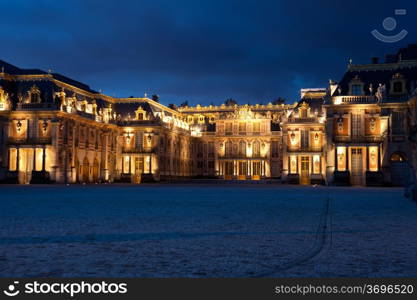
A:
371,57,379,64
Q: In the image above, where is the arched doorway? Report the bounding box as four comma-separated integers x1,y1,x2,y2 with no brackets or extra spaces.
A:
92,158,99,183
390,152,408,186
82,157,89,183
74,157,80,183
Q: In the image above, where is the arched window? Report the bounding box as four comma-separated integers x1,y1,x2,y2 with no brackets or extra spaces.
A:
225,140,233,156
390,152,407,162
253,141,260,157
239,141,246,157
28,85,41,103
233,143,238,155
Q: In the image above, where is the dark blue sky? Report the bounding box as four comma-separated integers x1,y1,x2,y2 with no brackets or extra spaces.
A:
1,0,416,106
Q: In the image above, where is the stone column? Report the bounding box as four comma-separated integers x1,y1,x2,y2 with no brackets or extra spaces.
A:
16,147,20,171
42,145,46,171
33,148,36,170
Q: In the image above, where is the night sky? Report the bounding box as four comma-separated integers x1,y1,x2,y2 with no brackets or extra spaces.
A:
1,0,416,106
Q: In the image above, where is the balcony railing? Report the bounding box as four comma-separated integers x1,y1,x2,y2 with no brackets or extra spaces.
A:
16,102,59,110
287,146,323,152
333,135,383,143
219,154,265,159
122,147,155,154
8,137,52,145
287,117,318,123
333,96,376,104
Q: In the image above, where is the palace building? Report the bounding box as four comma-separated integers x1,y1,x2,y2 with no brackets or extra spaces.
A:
1,44,417,186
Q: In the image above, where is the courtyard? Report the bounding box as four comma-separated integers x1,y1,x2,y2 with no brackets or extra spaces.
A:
0,184,416,277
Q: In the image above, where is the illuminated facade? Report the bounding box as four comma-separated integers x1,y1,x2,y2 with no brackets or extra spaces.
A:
324,45,417,186
1,45,417,186
178,103,286,180
281,90,327,185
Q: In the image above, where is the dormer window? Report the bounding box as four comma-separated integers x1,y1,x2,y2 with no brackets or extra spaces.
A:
393,81,404,93
31,93,38,103
299,102,309,118
28,85,41,103
134,106,147,120
349,76,364,95
351,84,363,95
390,73,406,95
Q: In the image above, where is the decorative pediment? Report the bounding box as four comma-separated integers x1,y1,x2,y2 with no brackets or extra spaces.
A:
135,106,147,120
351,75,362,83
27,85,41,103
392,72,403,79
29,84,41,95
235,106,255,119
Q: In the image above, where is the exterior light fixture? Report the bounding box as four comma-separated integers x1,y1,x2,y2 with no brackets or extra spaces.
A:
42,120,48,132
370,117,376,132
337,117,344,132
16,120,22,132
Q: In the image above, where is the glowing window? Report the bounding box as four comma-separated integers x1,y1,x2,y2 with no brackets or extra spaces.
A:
390,152,406,162
337,147,346,171
313,155,320,174
368,146,378,171
290,155,297,174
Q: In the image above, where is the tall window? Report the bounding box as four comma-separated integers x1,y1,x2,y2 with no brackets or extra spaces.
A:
392,112,404,134
337,147,346,171
271,141,279,158
239,141,246,157
290,156,297,174
225,123,233,135
301,130,309,149
253,141,260,157
313,155,320,174
239,123,246,135
135,132,143,150
368,146,378,171
197,142,203,158
253,122,260,134
233,143,238,155
352,114,362,138
208,142,214,158
225,141,233,156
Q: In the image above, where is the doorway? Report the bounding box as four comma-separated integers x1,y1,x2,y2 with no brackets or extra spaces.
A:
351,148,363,185
134,157,144,183
82,157,89,183
92,158,99,182
238,161,247,180
252,161,261,180
300,156,310,185
224,161,233,180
